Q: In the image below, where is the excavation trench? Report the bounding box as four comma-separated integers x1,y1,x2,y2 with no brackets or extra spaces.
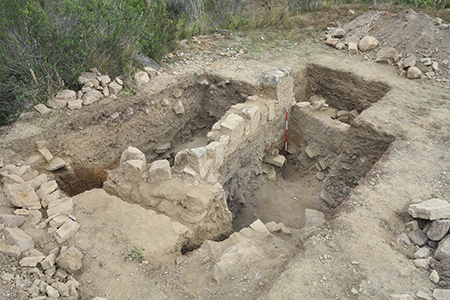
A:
52,64,394,249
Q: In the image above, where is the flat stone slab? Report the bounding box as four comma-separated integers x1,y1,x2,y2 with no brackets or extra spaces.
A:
264,155,286,167
425,220,450,241
4,227,34,251
435,235,450,260
44,157,67,171
0,214,26,227
408,230,429,246
408,199,450,220
4,183,41,209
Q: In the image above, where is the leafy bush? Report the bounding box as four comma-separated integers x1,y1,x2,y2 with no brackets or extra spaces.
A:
0,0,177,126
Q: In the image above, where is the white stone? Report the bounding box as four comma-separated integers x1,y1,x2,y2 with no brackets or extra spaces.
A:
376,47,399,64
348,42,358,54
433,289,450,300
264,155,285,167
425,219,450,241
358,36,379,52
4,183,41,209
173,100,185,115
27,174,48,190
46,197,73,216
38,147,53,162
47,99,67,109
187,147,207,179
56,246,83,273
120,146,146,166
54,220,80,244
430,269,440,283
417,290,431,300
303,209,325,228
55,90,77,101
249,219,270,236
414,247,432,259
147,160,172,182
40,253,56,270
36,180,58,199
435,235,450,260
409,199,450,220
82,90,103,105
46,285,60,298
4,227,34,251
407,67,422,79
1,174,24,184
220,114,245,153
68,99,83,110
98,75,111,84
135,71,150,85
34,104,51,114
44,157,67,171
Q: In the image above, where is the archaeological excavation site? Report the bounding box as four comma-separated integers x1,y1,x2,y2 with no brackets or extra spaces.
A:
1,8,450,300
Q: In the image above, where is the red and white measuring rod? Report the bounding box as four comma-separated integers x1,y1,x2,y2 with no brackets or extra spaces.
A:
285,106,288,160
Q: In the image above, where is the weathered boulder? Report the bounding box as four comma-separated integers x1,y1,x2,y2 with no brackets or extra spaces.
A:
4,183,41,209
358,36,379,52
135,71,150,85
324,38,340,47
435,235,450,260
20,249,45,267
4,227,34,251
47,99,67,109
408,199,450,220
108,81,123,95
56,246,83,273
120,146,146,166
302,209,325,228
331,28,346,38
55,90,77,101
425,220,450,241
54,220,80,244
68,99,83,110
376,47,399,64
0,214,26,228
249,219,270,236
173,100,185,115
407,66,422,79
82,90,103,105
147,160,172,182
408,230,429,246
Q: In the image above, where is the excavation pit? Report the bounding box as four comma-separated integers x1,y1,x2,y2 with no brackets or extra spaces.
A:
51,64,394,251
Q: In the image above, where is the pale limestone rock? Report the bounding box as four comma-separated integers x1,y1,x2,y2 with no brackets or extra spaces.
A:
0,214,25,227
67,99,83,110
376,47,399,64
407,67,422,79
358,36,379,52
348,42,358,54
430,269,440,283
120,146,146,166
0,242,21,258
265,221,281,233
41,190,60,208
249,219,270,236
49,215,71,228
55,90,77,101
403,55,417,68
413,247,432,259
303,209,325,228
324,38,340,47
435,235,450,260
82,90,103,105
98,75,111,84
46,285,60,298
173,100,185,115
413,258,431,269
44,157,67,171
417,290,431,300
147,160,172,182
54,220,80,244
27,174,48,190
1,174,24,184
41,253,56,270
46,198,73,216
38,147,53,162
36,180,58,199
47,99,67,109
52,282,70,297
4,183,41,209
406,220,419,231
34,104,51,114
409,199,450,220
408,230,428,246
433,289,450,300
4,227,34,251
187,147,207,179
144,67,157,78
56,246,83,273
135,71,150,85
264,155,285,167
425,219,450,241
331,28,345,38
220,114,245,153
20,251,45,267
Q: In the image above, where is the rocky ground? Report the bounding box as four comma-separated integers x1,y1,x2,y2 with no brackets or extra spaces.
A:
1,6,450,300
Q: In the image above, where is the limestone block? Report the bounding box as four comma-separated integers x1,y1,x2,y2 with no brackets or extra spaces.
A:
82,90,103,105
403,55,417,68
44,157,67,171
324,37,340,47
174,149,188,167
27,174,48,190
331,28,345,38
41,190,61,208
20,251,45,267
56,90,77,101
46,198,73,216
1,174,24,184
51,282,69,297
4,183,41,209
34,103,51,114
36,180,58,199
68,99,83,110
263,155,285,167
144,67,157,78
41,253,56,270
249,219,270,236
120,146,146,166
54,220,80,244
98,75,111,84
135,71,150,85
38,147,53,162
303,209,325,228
171,221,188,235
408,199,450,220
49,215,71,228
212,239,266,282
407,66,422,79
434,289,450,300
4,227,34,251
376,47,399,64
155,142,171,154
180,209,207,224
46,285,60,298
147,160,172,182
390,295,414,300
348,42,358,54
21,169,39,181
241,104,261,135
408,230,429,246
173,100,185,115
435,235,450,260
187,147,207,179
0,242,21,258
358,36,379,52
121,160,145,182
206,141,224,172
0,214,26,227
265,221,281,233
47,99,67,109
56,246,83,273
413,258,431,269
425,220,450,241
406,220,419,231
220,114,245,153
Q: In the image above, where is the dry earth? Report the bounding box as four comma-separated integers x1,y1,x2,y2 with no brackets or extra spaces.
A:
1,8,450,300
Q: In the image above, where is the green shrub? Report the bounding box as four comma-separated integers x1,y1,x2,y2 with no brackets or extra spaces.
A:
123,245,144,263
0,0,178,126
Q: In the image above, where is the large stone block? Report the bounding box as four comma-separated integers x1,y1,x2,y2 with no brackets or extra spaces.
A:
56,246,83,274
435,235,450,260
54,220,80,244
187,148,207,179
0,214,26,228
425,220,450,241
0,242,21,258
358,35,379,52
147,160,172,182
46,198,73,216
206,141,225,172
27,173,48,190
408,199,450,220
4,183,41,209
241,104,261,135
41,253,56,270
120,146,146,166
82,90,103,105
220,114,245,153
4,227,34,251
302,209,325,228
36,180,58,199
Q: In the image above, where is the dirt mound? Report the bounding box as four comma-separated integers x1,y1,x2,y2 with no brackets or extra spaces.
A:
344,9,450,84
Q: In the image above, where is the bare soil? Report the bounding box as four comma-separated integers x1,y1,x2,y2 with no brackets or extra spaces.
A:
1,7,450,300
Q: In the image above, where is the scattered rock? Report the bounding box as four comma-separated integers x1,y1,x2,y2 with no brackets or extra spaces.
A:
348,42,358,54
120,146,146,166
376,47,399,64
409,199,450,220
0,242,21,258
0,214,26,227
408,230,429,246
435,235,450,260
173,100,185,115
147,160,172,182
56,246,83,273
54,220,80,244
433,289,450,300
263,155,285,167
430,269,440,283
425,220,450,241
67,99,83,110
4,183,41,209
417,290,432,300
82,90,103,105
331,28,346,38
38,147,53,162
4,227,34,251
108,81,123,95
34,104,51,115
55,90,77,101
358,36,379,52
302,209,325,228
325,38,340,47
135,71,150,85
44,157,67,171
403,55,417,68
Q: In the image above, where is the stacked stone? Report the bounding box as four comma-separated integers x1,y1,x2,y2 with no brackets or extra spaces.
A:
0,161,83,299
404,199,450,290
34,66,157,114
